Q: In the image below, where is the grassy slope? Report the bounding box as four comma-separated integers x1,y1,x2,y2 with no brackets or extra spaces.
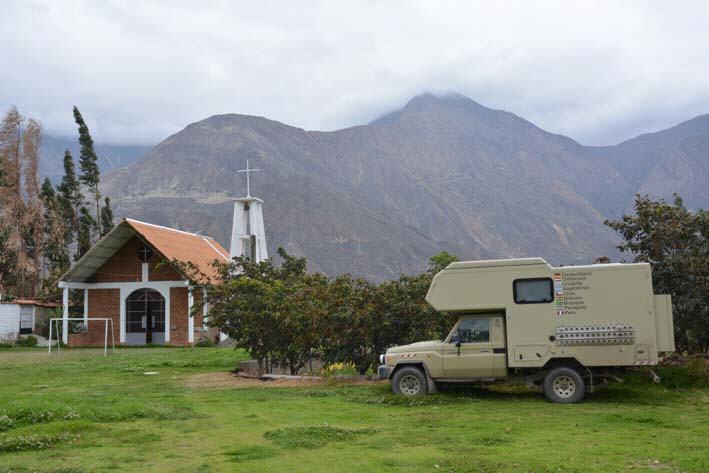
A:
0,348,707,473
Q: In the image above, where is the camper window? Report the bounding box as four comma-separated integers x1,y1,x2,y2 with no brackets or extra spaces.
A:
513,278,553,304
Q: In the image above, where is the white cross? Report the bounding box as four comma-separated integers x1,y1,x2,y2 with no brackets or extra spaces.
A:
237,160,260,197
138,245,152,262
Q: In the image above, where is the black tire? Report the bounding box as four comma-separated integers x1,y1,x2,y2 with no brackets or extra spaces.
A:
391,366,428,396
543,367,585,403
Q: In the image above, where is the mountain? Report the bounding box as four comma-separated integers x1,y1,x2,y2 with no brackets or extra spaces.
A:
587,114,709,213
40,134,153,182
102,93,709,281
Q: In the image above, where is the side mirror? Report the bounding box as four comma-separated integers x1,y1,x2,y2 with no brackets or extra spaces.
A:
455,341,462,348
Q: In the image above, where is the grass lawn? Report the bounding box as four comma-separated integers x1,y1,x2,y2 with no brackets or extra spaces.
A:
0,347,707,473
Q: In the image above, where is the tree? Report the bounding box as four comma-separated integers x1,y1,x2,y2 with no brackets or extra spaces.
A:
429,251,459,272
76,207,95,260
21,118,43,294
73,106,101,237
319,274,382,373
0,107,44,296
100,196,114,237
57,149,84,259
0,108,25,294
40,177,69,277
275,272,329,374
605,194,708,352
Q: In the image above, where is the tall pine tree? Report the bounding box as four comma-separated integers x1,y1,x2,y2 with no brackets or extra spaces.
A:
57,149,84,260
100,196,114,237
73,106,101,237
76,206,95,260
40,177,69,275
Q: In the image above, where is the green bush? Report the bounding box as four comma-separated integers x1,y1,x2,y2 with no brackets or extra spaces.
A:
321,361,358,377
16,335,38,347
658,359,709,389
198,248,459,375
195,338,215,347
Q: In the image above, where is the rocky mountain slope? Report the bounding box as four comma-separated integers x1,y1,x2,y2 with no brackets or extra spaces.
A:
102,93,708,280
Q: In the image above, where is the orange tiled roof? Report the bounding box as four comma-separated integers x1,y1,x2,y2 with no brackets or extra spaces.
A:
126,219,229,283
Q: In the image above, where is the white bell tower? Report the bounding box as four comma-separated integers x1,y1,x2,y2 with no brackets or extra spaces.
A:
230,160,268,262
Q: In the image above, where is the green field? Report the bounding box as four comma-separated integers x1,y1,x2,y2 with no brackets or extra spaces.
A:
0,348,707,473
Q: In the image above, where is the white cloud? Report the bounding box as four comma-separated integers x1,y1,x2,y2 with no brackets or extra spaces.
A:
1,0,708,145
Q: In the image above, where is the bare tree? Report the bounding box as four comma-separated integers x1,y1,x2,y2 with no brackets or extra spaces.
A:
22,118,44,294
0,108,45,297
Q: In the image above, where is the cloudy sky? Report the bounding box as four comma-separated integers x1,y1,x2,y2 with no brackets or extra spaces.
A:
2,0,708,146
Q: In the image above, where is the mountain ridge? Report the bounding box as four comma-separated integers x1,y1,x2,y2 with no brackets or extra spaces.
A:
102,93,708,280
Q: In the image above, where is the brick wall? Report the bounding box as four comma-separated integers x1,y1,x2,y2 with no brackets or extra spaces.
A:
169,287,189,346
191,291,208,344
68,289,120,347
92,236,182,283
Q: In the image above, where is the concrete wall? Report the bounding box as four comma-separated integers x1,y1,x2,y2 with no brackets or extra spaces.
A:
0,304,20,341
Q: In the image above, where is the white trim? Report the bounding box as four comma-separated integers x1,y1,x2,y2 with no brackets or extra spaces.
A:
83,289,89,324
164,287,171,343
62,288,69,344
202,237,229,261
187,289,194,344
141,263,149,282
59,280,188,290
125,218,208,238
119,287,127,343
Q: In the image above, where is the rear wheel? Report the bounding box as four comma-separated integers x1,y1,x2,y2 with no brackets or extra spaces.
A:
543,367,585,403
392,367,428,396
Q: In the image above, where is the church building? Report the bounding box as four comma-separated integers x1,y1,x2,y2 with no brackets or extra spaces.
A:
57,161,267,347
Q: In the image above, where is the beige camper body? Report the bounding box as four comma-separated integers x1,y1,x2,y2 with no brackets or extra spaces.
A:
379,258,675,402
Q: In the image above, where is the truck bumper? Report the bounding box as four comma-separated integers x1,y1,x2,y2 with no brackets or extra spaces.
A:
378,365,393,380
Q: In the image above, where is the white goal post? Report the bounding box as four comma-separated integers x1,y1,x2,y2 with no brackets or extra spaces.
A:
48,318,116,356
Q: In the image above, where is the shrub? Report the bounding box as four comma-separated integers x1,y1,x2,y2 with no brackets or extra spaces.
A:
322,362,358,377
16,335,38,347
195,338,215,347
658,359,709,388
196,248,460,374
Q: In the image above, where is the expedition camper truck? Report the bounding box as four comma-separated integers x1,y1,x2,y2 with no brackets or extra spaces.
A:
378,258,675,403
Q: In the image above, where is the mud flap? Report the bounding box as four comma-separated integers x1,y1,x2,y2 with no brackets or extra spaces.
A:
427,375,438,393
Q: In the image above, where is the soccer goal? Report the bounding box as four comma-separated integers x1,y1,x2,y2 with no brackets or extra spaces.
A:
48,318,116,356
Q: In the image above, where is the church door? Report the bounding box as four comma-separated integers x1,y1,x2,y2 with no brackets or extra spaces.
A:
126,289,165,345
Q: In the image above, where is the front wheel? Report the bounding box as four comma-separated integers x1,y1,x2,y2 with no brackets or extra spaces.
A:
392,367,428,396
543,367,585,403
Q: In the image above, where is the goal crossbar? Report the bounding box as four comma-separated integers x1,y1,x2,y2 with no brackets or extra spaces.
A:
48,318,116,356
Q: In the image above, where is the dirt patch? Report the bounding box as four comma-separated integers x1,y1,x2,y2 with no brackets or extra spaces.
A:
183,371,384,389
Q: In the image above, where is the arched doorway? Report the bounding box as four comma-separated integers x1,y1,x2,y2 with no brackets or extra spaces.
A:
125,288,165,345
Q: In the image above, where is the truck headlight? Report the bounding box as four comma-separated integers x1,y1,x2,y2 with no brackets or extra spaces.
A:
379,354,385,364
